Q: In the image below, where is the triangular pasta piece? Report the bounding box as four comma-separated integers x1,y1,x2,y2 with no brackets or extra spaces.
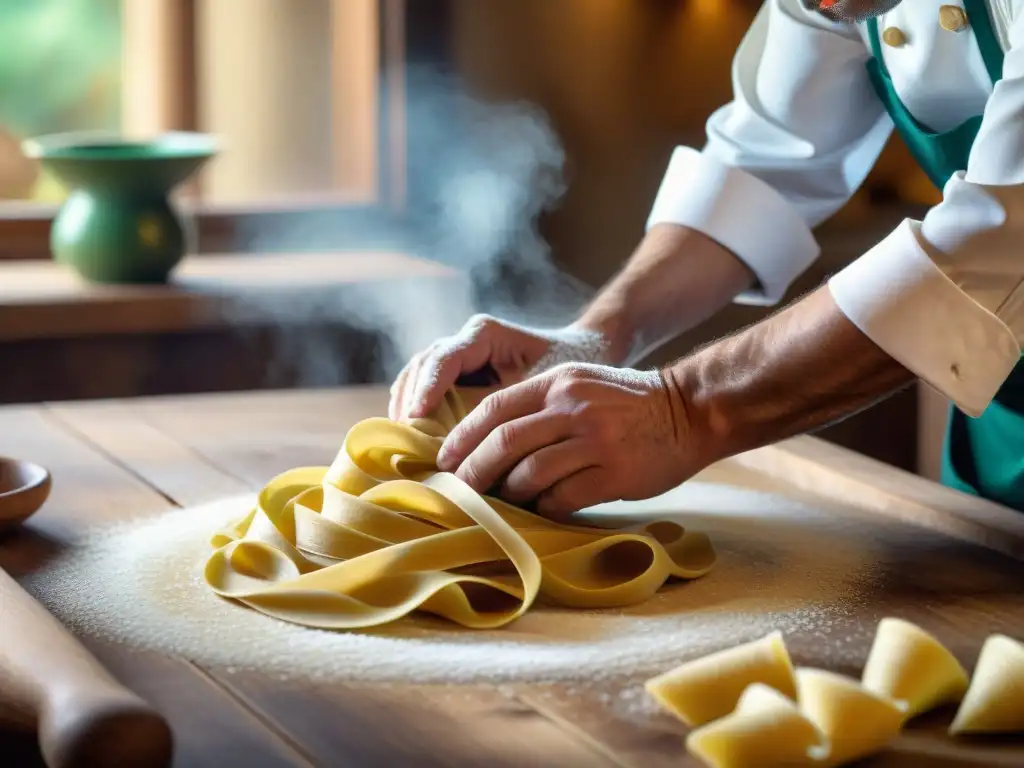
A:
949,634,1024,736
795,668,903,766
861,617,969,719
686,684,823,768
645,631,796,727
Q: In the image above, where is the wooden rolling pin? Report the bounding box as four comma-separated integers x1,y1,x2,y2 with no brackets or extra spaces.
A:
0,566,173,767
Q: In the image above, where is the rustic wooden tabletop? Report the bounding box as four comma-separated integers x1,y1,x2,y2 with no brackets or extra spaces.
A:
1,386,1023,768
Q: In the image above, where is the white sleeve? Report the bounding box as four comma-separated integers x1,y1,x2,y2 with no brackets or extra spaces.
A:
828,16,1024,418
647,0,893,305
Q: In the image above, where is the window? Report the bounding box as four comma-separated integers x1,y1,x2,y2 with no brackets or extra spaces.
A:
0,0,428,259
0,0,122,203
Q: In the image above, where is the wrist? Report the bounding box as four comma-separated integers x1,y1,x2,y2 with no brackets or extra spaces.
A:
574,304,634,367
524,325,613,377
661,355,736,468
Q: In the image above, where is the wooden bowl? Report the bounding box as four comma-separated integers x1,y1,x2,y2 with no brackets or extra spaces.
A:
0,457,52,531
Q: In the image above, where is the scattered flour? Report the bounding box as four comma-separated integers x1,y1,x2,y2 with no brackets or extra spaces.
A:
22,483,885,685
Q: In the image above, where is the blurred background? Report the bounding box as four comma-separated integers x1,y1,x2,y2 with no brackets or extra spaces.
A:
0,0,945,477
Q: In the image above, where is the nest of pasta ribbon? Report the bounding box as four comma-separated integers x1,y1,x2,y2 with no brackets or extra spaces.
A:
204,389,716,630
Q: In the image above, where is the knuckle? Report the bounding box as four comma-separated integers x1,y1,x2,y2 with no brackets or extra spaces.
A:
569,396,598,420
550,367,590,400
423,346,450,372
426,342,466,378
518,452,543,482
466,314,498,337
478,390,506,419
492,423,519,455
459,463,484,490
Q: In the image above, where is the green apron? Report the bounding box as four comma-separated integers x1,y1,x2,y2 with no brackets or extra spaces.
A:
865,0,1024,511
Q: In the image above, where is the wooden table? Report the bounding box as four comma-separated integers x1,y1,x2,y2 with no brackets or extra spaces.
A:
1,386,1023,767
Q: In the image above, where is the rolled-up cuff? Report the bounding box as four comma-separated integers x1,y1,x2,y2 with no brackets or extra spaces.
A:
646,147,820,305
828,219,1020,417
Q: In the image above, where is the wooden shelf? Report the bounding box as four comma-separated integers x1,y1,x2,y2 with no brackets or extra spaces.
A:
0,252,459,341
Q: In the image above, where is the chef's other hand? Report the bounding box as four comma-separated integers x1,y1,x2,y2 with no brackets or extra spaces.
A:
436,362,698,521
388,315,553,422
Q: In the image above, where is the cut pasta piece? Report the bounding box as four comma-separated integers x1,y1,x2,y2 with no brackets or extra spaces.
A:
795,667,904,767
645,631,797,727
686,683,824,768
861,617,969,719
949,634,1024,736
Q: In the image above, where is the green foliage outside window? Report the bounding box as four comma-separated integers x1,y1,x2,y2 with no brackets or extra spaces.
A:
0,0,121,201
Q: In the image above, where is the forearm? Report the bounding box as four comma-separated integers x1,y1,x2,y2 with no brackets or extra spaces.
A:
575,224,756,366
665,285,916,463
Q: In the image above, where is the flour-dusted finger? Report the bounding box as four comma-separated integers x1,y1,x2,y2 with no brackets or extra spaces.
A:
388,360,416,421
399,351,428,421
410,339,478,419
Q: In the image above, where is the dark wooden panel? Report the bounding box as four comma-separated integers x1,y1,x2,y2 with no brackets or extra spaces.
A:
0,323,393,406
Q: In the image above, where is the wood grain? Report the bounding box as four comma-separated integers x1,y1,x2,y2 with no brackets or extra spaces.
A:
47,401,250,508
2,386,1023,766
731,435,1024,560
0,407,316,767
213,678,617,767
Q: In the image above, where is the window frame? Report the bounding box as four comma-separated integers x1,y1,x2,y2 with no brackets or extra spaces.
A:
0,0,455,261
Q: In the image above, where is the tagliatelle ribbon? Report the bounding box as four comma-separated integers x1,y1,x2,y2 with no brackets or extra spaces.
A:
203,388,717,630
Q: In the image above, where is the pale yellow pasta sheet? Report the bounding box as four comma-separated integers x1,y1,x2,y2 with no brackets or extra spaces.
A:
203,389,716,630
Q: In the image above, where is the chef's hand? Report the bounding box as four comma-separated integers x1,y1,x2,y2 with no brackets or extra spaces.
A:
388,315,554,422
436,362,700,520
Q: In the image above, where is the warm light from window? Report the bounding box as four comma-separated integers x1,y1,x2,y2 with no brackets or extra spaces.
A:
0,0,122,204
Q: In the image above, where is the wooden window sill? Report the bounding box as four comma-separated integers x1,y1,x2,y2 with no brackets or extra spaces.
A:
0,252,458,341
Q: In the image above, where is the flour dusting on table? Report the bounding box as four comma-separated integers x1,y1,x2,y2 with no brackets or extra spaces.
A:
22,483,883,684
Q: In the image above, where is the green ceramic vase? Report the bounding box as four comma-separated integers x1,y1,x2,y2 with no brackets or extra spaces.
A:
21,131,218,284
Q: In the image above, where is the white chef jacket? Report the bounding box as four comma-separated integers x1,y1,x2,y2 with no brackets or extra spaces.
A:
647,0,1024,417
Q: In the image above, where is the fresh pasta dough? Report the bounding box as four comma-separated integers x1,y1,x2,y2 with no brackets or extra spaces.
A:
949,634,1024,736
645,631,797,727
682,666,903,768
203,388,716,630
649,619,1022,767
861,617,969,720
795,668,904,767
686,684,824,768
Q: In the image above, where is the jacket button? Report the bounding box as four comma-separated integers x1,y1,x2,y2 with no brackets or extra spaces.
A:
939,5,969,32
882,26,908,46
